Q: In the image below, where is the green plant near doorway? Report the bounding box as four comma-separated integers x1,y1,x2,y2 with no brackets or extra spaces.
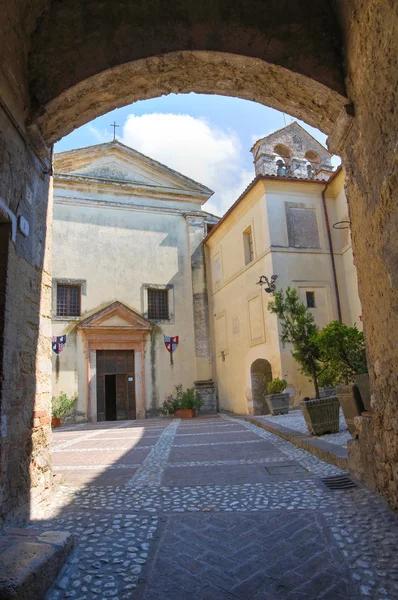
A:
162,384,202,415
51,392,77,419
266,378,287,395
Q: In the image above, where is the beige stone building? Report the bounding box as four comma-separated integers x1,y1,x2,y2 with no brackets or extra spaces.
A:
51,141,217,421
205,123,362,414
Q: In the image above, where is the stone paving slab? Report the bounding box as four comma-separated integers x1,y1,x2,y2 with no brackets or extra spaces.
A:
173,431,261,444
136,512,359,600
40,414,398,600
169,441,283,464
162,462,314,487
53,447,151,466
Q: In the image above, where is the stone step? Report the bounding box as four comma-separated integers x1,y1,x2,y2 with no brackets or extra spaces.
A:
0,527,73,600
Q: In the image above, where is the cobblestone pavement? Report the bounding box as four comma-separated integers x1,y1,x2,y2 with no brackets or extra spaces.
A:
35,415,398,600
257,408,352,448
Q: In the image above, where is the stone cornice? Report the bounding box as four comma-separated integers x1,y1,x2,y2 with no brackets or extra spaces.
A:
54,194,211,218
54,172,208,204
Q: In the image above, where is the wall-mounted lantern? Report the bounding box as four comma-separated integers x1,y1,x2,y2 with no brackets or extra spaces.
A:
256,274,278,295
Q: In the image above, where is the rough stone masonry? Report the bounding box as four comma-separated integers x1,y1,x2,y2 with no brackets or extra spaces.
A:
0,0,396,525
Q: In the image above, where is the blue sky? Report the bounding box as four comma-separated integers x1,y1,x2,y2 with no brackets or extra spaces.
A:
55,94,339,216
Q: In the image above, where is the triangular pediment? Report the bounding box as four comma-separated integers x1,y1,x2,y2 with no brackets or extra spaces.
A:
54,141,213,200
78,301,152,330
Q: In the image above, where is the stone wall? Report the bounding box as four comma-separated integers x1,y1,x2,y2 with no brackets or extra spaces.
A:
331,0,398,510
0,103,53,526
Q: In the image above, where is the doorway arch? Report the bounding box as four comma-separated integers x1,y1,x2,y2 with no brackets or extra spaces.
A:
0,0,396,521
251,359,273,415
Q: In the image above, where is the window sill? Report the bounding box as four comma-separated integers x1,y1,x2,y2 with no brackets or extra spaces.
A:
52,316,81,322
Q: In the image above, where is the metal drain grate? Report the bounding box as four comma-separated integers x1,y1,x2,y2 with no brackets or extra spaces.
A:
321,475,357,490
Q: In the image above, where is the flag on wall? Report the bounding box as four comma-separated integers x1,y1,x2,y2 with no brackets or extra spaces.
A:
52,335,67,354
164,336,179,353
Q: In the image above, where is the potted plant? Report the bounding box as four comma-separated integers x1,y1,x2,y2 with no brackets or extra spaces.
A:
268,288,340,435
51,392,77,428
317,321,368,434
265,378,289,415
162,384,202,418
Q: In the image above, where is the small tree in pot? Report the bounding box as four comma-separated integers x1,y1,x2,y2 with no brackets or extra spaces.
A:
265,378,289,415
317,320,368,433
268,288,339,435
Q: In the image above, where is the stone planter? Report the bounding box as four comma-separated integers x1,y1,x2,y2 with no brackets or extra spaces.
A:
174,408,196,418
355,373,371,411
265,393,289,415
300,397,340,436
336,384,364,436
319,386,336,399
51,417,61,428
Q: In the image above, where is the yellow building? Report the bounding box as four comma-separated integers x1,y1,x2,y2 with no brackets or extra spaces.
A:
51,141,217,421
205,123,362,414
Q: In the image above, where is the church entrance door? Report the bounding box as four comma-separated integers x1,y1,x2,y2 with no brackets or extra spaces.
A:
96,350,136,421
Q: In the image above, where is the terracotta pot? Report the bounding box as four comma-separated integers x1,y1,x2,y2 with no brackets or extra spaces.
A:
300,396,340,435
174,408,196,418
51,417,61,428
355,373,371,411
336,384,364,436
265,393,290,415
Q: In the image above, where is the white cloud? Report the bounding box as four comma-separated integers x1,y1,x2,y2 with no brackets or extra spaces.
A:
121,113,252,216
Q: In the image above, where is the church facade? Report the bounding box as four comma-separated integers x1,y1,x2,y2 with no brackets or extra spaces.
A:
52,123,362,420
51,141,217,421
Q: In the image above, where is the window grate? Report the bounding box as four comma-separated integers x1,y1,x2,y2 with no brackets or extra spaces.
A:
148,288,169,320
57,285,81,317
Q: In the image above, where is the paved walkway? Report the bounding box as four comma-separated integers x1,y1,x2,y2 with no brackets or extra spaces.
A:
35,415,398,600
256,408,352,448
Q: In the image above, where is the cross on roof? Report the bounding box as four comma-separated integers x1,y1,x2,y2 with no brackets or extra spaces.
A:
110,121,119,141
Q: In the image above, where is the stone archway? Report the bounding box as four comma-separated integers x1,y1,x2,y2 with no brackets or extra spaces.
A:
251,359,273,416
0,0,396,523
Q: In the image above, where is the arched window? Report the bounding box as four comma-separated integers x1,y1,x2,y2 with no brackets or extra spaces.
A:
304,149,321,164
274,144,292,163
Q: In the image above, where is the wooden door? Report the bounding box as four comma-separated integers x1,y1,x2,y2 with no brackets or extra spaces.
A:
96,350,136,421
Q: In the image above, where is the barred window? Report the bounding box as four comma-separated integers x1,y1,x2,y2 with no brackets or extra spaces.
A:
147,288,169,320
57,285,81,317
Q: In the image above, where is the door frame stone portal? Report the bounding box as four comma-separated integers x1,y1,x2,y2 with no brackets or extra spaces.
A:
78,302,152,421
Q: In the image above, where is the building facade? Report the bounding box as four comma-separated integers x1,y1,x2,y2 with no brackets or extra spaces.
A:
52,125,362,421
51,141,217,421
205,124,362,414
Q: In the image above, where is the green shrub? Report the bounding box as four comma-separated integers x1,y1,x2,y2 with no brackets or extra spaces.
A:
51,392,77,419
317,320,367,383
267,378,288,395
163,384,202,414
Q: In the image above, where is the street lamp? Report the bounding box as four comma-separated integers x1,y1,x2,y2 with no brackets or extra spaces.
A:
256,274,278,294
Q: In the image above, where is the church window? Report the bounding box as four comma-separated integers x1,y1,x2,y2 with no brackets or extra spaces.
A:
243,227,254,265
306,291,316,308
147,288,169,320
57,284,81,317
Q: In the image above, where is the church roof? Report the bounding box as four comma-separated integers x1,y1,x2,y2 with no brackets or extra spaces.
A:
54,140,214,203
